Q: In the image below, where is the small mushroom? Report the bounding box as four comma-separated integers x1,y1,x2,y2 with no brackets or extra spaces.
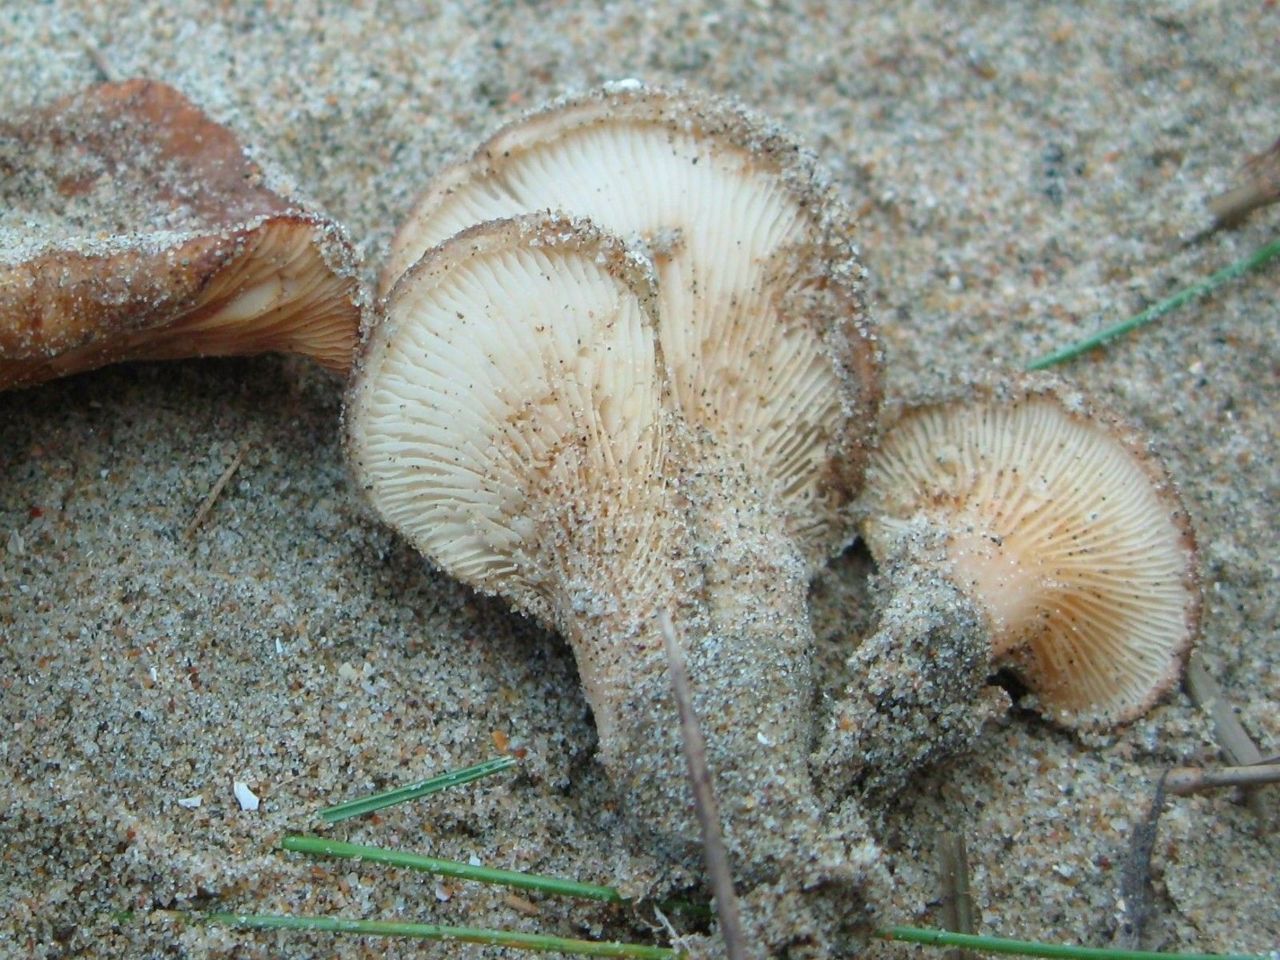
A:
350,214,675,755
855,377,1201,729
349,208,881,946
0,79,364,391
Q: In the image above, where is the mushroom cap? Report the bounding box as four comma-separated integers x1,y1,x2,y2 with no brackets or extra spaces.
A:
347,213,673,626
859,378,1200,728
383,83,879,564
0,79,364,390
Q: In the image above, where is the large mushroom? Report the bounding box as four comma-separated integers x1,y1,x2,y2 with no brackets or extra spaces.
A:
350,84,882,951
850,377,1201,731
0,79,364,390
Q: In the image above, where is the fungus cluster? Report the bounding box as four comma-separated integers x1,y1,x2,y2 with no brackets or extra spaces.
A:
0,80,364,391
348,86,1207,953
348,85,882,943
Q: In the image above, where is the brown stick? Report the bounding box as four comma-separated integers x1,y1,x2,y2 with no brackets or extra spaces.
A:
184,442,250,540
1184,654,1267,817
936,831,977,960
658,610,748,960
1206,137,1280,229
1164,764,1280,796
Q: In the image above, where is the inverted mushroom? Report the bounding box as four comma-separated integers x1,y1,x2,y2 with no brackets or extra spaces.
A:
356,85,884,951
350,209,882,920
854,377,1200,729
352,100,885,952
0,79,364,391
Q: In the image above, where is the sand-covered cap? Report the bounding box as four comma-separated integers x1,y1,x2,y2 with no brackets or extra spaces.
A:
859,377,1201,727
0,79,364,390
383,83,880,564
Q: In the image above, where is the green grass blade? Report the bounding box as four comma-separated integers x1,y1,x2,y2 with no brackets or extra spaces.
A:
319,755,517,823
1026,237,1280,370
189,911,678,958
282,835,625,903
877,926,1267,960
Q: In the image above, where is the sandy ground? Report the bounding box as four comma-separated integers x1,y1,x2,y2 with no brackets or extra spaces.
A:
1,1,1277,957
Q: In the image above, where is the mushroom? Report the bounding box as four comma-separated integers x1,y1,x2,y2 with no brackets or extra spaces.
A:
0,79,364,391
852,377,1200,730
355,85,884,950
349,196,881,945
349,213,677,761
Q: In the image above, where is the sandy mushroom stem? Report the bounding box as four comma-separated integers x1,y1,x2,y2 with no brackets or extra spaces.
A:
552,440,872,919
813,531,1003,803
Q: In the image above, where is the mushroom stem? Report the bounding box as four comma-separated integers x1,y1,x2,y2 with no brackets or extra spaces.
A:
814,531,1000,802
554,449,879,954
678,452,822,867
553,443,824,880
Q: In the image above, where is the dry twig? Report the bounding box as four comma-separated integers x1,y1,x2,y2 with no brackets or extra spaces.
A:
1184,654,1267,817
936,831,977,960
1164,764,1280,797
1206,137,1280,230
184,442,250,540
658,610,748,960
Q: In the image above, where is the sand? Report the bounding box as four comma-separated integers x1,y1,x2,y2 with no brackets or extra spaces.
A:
1,2,1277,958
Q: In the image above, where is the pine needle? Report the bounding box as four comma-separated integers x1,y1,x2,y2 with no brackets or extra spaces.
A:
281,836,625,903
877,926,1267,960
183,441,250,539
658,610,749,960
166,910,678,958
936,831,977,960
1184,654,1268,817
1025,237,1280,370
1118,773,1167,947
319,755,516,823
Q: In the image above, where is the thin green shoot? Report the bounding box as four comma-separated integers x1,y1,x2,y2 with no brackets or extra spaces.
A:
1025,237,1280,370
319,755,516,823
877,926,1268,960
282,835,625,903
166,911,678,959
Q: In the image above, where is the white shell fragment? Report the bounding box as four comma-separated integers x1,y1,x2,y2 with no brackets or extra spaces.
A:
860,378,1201,727
176,795,203,809
232,780,260,812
